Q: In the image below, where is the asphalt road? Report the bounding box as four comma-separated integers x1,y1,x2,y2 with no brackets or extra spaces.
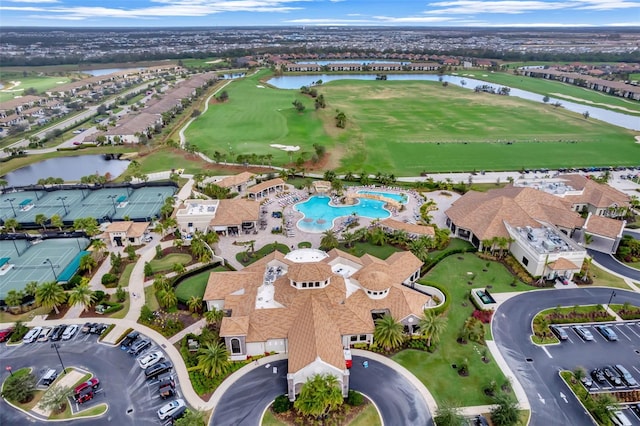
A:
0,330,184,425
493,287,640,426
210,356,433,426
588,249,640,281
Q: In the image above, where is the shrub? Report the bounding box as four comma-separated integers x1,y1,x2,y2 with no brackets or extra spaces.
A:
472,309,494,324
101,273,118,286
139,305,154,323
9,321,29,343
273,394,292,413
94,290,107,304
346,390,363,406
2,368,37,403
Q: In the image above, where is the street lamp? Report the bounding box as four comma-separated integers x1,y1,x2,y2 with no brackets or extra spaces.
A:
51,343,66,375
56,196,68,215
4,198,16,217
43,258,58,280
608,290,616,306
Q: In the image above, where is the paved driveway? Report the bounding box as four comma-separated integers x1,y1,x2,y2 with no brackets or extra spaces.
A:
588,249,640,281
0,331,185,425
493,287,640,426
210,356,433,426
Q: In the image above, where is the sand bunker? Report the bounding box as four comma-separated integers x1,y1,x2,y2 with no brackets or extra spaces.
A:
270,144,300,152
0,80,23,93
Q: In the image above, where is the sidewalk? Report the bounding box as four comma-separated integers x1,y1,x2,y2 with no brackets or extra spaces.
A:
168,318,206,345
485,340,530,411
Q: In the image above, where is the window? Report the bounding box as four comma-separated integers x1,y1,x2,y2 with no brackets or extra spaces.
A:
359,335,367,341
187,222,193,227
302,282,307,288
350,336,357,342
230,338,241,354
522,256,529,266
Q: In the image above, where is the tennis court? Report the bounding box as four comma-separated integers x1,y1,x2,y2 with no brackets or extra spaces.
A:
0,237,89,298
0,184,176,226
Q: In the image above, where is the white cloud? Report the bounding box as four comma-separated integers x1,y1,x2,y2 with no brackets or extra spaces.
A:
373,15,455,23
425,0,570,15
4,0,59,3
574,0,640,10
286,17,372,23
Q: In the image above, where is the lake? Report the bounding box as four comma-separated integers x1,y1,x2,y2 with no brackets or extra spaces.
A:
267,74,639,131
82,68,143,76
2,155,130,187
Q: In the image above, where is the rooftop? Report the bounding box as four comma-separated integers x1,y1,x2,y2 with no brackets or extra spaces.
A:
512,223,582,255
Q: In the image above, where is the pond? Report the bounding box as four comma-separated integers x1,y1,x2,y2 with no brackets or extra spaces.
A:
81,68,143,76
2,155,130,187
267,74,639,131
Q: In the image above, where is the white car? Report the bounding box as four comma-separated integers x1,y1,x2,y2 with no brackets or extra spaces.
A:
157,398,185,420
137,350,164,369
37,327,53,342
23,327,43,343
62,324,79,340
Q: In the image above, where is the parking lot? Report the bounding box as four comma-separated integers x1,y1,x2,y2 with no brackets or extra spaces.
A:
0,325,187,425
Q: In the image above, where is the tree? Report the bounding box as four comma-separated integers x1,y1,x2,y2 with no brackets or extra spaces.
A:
335,110,346,128
79,254,97,275
3,217,19,233
188,296,203,313
196,342,230,378
461,317,485,344
591,393,618,424
341,231,357,248
68,281,95,312
157,288,178,309
91,239,107,260
38,385,73,413
50,214,64,231
368,226,387,246
204,307,224,326
173,263,186,274
374,314,405,351
25,281,38,297
433,401,465,426
35,214,48,231
320,230,339,251
5,289,24,307
293,374,343,420
292,99,305,112
174,409,206,426
1,370,37,403
583,110,590,119
490,392,519,426
419,310,448,347
36,281,67,314
116,285,126,303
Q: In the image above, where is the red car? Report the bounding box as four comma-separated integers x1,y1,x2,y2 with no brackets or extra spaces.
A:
0,327,14,342
74,377,100,396
75,391,94,404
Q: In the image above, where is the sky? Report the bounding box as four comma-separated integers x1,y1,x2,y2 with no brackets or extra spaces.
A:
0,0,639,28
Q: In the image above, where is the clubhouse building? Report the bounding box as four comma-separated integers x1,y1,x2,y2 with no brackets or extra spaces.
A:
203,248,433,400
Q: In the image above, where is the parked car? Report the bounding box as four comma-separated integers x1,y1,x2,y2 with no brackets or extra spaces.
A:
474,415,490,426
591,368,607,384
614,365,638,387
146,362,173,381
37,327,53,342
76,390,94,404
81,322,94,333
120,331,140,350
138,351,164,369
157,399,185,420
128,338,151,356
573,325,594,341
603,365,623,386
0,327,14,342
165,405,187,424
89,323,106,335
74,378,100,396
580,375,593,388
595,325,618,341
41,369,58,386
62,324,79,340
610,410,632,426
159,377,176,399
550,325,568,341
23,327,42,343
50,325,66,341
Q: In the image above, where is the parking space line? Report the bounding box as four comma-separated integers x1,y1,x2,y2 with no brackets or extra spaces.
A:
633,366,640,376
625,324,640,338
542,346,553,358
614,325,632,341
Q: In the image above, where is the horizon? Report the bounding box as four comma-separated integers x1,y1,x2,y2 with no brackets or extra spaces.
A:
1,0,639,28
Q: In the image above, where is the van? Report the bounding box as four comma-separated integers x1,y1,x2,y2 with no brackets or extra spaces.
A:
23,327,43,343
128,338,151,356
42,369,58,386
145,362,173,381
614,365,638,387
611,410,632,426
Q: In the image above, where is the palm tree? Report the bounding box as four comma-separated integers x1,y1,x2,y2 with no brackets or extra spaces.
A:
5,289,24,307
35,214,48,231
294,374,344,419
320,230,339,251
368,227,387,246
341,231,357,248
196,342,230,378
419,310,448,347
67,281,96,312
187,296,203,313
3,217,19,233
79,254,97,274
25,281,39,297
330,178,343,195
49,214,64,231
36,281,67,314
204,307,224,326
157,288,178,309
153,275,171,292
173,238,184,251
490,392,520,426
373,314,405,352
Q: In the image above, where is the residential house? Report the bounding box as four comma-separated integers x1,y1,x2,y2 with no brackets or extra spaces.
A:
104,221,149,246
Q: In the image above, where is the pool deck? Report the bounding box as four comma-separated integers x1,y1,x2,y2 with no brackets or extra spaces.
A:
216,184,460,269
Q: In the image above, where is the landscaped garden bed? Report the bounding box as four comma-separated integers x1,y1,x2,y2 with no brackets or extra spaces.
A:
531,304,615,344
610,303,640,320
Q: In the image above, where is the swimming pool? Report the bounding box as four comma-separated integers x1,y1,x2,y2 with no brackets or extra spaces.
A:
357,190,408,204
294,196,391,233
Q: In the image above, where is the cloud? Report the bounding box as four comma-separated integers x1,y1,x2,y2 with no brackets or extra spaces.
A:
285,18,372,23
424,0,570,15
574,0,640,10
4,0,59,3
373,15,455,23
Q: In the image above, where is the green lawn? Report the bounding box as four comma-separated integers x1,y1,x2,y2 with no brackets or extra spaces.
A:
349,404,382,426
144,285,160,311
338,241,401,260
185,70,638,175
468,71,640,116
393,253,533,406
149,253,193,273
0,74,71,102
118,263,135,288
590,264,631,290
175,266,228,301
237,243,291,266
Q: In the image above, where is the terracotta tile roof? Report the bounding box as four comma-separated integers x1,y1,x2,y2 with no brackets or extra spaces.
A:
287,296,346,373
446,186,582,240
583,214,625,239
386,251,424,279
548,257,580,271
559,174,629,208
220,316,249,337
352,266,394,291
380,218,435,237
248,178,285,194
215,172,255,189
210,199,259,226
286,263,333,283
203,271,261,301
106,221,134,233
247,308,293,341
326,249,364,266
128,222,149,237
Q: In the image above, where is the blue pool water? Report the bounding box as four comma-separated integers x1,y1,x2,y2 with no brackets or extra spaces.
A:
295,196,391,233
357,190,407,204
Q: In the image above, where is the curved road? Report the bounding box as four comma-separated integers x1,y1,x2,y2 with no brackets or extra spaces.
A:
210,356,432,426
493,287,640,426
588,249,640,281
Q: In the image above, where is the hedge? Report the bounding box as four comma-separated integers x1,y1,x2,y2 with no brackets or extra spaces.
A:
114,327,134,345
421,246,476,274
418,280,451,316
98,324,115,341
